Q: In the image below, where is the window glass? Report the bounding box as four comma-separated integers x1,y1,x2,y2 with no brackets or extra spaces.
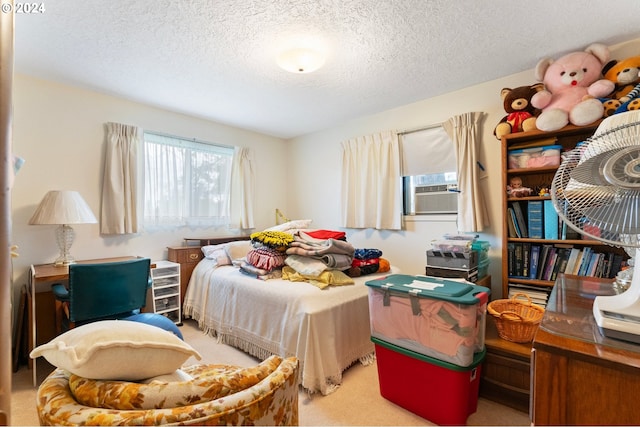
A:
142,132,234,227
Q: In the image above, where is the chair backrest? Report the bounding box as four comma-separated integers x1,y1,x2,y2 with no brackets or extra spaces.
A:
68,258,151,324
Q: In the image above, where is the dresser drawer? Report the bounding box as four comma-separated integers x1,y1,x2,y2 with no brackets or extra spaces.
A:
168,246,203,265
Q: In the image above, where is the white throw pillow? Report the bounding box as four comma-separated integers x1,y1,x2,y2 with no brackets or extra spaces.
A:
224,240,253,262
29,320,202,381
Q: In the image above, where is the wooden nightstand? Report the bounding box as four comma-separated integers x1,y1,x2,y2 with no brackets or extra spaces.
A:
167,246,203,304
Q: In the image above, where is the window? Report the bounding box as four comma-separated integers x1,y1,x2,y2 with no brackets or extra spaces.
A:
142,132,234,227
400,125,458,215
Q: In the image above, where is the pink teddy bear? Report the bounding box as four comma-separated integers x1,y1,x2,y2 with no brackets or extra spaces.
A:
532,43,615,132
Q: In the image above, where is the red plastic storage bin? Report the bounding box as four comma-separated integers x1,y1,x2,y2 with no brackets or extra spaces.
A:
372,336,485,426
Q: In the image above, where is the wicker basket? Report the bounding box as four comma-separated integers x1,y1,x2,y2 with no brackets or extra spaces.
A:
487,293,545,343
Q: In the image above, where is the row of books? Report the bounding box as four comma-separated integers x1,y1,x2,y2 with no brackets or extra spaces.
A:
507,283,550,308
507,242,625,281
507,199,581,240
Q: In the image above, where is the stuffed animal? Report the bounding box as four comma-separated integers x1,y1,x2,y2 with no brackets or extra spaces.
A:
602,55,640,99
601,56,640,116
613,76,640,114
531,43,615,132
494,84,544,139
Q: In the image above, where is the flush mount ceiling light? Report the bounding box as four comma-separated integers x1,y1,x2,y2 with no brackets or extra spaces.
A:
277,48,325,73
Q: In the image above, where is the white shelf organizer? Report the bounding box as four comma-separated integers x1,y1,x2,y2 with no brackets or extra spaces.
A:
150,260,182,325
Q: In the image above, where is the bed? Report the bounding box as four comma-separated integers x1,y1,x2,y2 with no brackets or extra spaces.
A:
182,234,393,395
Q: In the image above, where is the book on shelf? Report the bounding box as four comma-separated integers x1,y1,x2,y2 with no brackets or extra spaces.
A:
508,283,549,308
512,201,528,238
507,207,520,238
550,246,571,282
577,247,592,276
514,242,524,277
537,244,553,280
527,200,543,239
507,242,515,276
529,244,541,279
541,247,558,281
564,248,581,275
543,199,559,240
522,242,531,278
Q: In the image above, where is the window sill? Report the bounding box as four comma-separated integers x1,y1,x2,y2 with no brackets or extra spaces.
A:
404,214,457,223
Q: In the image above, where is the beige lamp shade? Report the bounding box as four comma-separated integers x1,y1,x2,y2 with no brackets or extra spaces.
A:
29,190,97,266
29,190,97,225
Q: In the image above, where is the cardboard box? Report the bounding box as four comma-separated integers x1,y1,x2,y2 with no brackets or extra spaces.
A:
373,337,485,426
366,274,489,367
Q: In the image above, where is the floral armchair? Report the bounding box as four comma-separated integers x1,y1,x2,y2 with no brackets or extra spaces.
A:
36,355,299,426
30,320,299,426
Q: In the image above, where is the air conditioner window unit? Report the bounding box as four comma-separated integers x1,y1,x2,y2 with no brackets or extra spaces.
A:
414,184,458,214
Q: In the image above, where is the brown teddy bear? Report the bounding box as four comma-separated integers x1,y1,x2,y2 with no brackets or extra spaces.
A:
494,84,544,140
601,55,640,117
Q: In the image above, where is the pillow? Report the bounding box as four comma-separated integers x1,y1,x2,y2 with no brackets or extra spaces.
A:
265,219,312,233
202,247,232,265
224,240,253,263
68,355,283,410
29,320,202,381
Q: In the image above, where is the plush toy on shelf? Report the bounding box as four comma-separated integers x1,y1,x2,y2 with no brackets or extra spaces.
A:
531,43,615,132
494,84,544,139
506,176,533,198
601,55,640,116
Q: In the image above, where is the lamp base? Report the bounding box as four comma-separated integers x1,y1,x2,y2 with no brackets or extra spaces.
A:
55,224,76,267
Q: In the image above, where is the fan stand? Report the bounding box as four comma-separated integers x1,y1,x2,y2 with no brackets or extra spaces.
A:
593,248,640,343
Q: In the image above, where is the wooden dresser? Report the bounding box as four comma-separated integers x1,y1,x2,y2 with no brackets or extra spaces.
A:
167,236,250,303
531,274,640,425
167,246,203,303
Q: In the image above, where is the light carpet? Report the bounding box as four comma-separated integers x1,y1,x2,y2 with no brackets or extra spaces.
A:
11,318,530,426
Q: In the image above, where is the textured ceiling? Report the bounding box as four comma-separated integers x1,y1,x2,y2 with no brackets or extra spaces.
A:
14,0,640,139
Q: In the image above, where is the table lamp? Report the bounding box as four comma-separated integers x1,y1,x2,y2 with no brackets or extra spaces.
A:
29,190,98,266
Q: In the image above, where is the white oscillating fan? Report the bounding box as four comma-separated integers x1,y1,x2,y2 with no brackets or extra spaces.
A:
551,118,640,343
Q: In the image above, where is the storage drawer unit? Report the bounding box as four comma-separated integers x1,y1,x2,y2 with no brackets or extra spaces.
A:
150,261,181,325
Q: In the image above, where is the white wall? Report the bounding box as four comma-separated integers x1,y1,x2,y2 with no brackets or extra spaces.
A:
288,38,640,298
12,38,640,301
11,75,289,291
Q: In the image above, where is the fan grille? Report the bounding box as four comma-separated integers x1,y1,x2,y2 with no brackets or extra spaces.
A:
551,121,640,248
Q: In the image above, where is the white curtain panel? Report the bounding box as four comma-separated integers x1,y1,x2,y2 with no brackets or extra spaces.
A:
341,130,402,230
100,122,140,234
230,146,255,230
443,112,489,232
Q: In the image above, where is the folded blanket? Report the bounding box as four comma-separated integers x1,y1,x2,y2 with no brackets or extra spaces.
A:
249,231,293,252
319,253,353,270
354,248,383,260
246,247,286,272
286,237,355,257
281,266,354,289
285,254,327,277
303,229,347,241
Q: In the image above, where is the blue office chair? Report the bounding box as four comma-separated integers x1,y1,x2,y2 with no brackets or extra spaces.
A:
52,258,152,333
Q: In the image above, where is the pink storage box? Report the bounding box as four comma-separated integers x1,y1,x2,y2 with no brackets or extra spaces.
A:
508,145,562,169
365,274,489,367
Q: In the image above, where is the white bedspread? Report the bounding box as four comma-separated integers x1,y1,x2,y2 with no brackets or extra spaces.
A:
183,258,392,395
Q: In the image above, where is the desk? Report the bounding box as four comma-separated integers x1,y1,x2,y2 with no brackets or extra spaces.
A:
531,274,640,425
28,256,136,386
